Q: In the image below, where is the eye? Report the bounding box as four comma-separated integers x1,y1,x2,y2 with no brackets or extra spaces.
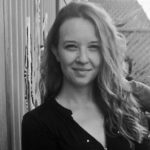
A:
64,44,78,51
88,45,100,51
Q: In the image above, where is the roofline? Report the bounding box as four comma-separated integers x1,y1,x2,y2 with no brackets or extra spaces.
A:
119,29,150,32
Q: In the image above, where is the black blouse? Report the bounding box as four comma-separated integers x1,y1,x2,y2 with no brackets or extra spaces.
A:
22,98,150,150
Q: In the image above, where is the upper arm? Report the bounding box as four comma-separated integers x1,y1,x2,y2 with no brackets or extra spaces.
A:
22,114,58,150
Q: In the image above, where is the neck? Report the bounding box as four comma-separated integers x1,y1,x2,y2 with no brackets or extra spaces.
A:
57,81,94,105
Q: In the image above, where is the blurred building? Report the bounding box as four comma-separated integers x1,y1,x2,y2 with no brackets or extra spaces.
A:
90,0,150,85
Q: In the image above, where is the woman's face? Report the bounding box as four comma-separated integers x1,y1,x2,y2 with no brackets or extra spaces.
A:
54,18,102,87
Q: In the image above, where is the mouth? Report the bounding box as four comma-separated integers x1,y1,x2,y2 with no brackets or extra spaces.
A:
72,68,92,71
72,68,92,77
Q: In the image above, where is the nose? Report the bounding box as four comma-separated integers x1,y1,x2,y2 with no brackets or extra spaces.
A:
76,46,89,64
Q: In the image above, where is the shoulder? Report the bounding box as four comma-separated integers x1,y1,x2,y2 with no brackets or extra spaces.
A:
22,98,60,150
22,98,57,131
134,138,150,150
112,135,150,150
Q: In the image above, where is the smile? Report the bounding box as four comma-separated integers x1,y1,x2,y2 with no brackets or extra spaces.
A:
72,68,92,71
72,68,92,77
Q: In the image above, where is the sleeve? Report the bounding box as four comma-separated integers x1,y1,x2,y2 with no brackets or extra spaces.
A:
22,113,58,150
135,138,150,150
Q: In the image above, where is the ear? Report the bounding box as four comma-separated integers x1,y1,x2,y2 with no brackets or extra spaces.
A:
52,47,60,62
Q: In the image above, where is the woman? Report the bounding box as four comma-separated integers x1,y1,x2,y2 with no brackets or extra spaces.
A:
22,2,150,150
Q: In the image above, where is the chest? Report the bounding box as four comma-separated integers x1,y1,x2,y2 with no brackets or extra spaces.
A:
72,107,106,148
55,111,133,150
46,100,147,150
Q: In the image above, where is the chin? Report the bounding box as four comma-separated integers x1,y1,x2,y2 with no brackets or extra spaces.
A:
71,78,94,87
64,73,96,88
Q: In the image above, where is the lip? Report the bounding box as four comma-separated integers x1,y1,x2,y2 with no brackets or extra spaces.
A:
72,68,92,71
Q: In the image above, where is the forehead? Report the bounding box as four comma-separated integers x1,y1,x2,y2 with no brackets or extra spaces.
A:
59,17,98,42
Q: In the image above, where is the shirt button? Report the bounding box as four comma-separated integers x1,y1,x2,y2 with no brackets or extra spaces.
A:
86,139,90,143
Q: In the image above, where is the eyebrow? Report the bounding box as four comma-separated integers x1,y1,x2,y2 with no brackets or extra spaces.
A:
63,41,99,43
62,41,78,45
89,41,99,44
62,40,100,46
63,40,77,43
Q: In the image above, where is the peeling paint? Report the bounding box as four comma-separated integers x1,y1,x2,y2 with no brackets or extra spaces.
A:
24,0,50,111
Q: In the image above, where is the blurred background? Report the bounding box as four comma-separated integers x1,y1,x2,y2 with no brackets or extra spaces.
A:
0,0,150,150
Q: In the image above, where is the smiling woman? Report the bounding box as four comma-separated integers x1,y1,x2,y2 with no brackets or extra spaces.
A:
22,1,150,150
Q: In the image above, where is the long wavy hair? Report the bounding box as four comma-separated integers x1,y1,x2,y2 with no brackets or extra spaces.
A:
39,1,148,147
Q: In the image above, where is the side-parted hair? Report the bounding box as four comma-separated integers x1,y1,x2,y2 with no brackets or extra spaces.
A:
39,1,148,147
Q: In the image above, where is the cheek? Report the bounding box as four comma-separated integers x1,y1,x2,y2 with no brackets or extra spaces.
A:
90,53,101,68
58,51,76,68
